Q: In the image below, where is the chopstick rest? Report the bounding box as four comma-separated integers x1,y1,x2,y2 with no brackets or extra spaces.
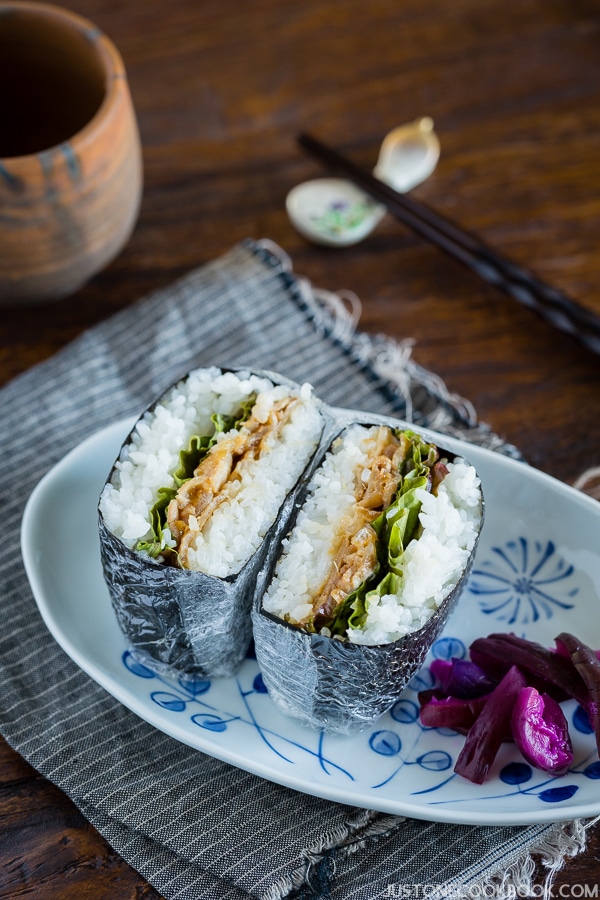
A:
287,118,440,247
298,132,600,357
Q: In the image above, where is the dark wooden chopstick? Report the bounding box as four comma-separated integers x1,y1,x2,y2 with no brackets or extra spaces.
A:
298,132,600,356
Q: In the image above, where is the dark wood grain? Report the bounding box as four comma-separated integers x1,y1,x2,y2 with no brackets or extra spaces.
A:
2,0,599,895
0,738,163,899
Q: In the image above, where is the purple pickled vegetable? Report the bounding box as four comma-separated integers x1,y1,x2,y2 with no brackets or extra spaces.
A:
419,693,488,735
469,633,588,706
454,665,527,784
430,657,497,698
555,632,600,755
440,657,497,698
430,658,453,689
552,641,600,663
469,645,511,681
418,688,442,705
470,640,570,703
524,675,570,704
511,687,573,776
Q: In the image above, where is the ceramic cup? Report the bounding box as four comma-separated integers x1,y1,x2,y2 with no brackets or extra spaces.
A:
0,1,143,304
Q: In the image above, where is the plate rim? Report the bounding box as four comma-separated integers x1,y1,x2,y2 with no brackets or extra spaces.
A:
20,416,600,826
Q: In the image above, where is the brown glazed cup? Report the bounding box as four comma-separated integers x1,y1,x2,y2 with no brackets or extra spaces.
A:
0,1,143,304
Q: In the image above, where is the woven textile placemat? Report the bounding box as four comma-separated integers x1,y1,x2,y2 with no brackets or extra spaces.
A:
0,240,593,900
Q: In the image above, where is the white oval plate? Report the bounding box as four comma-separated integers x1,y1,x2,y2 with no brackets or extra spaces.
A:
21,418,600,825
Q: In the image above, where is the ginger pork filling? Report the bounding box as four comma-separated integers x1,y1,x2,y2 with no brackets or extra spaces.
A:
99,369,324,579
167,396,299,568
263,422,481,646
297,426,448,631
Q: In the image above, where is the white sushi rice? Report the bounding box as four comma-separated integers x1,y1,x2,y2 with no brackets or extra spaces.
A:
99,367,323,577
262,424,482,646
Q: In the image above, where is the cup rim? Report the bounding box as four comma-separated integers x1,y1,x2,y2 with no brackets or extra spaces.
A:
0,0,129,164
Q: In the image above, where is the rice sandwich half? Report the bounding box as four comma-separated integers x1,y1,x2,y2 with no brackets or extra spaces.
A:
253,421,483,733
99,366,324,677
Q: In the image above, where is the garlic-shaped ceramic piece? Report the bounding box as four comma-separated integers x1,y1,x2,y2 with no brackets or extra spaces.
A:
286,118,440,247
373,116,440,192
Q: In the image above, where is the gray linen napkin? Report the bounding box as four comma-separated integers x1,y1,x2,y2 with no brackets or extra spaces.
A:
0,240,590,900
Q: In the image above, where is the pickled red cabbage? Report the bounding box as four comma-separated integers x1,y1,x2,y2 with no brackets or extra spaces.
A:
511,687,573,776
419,692,488,734
430,657,496,699
555,632,600,755
418,631,599,785
469,633,587,705
454,665,527,784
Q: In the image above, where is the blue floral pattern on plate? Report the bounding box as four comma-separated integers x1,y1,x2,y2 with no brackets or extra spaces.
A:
469,537,579,624
122,626,600,810
123,649,355,778
22,417,600,825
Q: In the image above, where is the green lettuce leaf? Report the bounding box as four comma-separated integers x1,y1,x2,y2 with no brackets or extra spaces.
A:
328,430,441,636
135,393,256,558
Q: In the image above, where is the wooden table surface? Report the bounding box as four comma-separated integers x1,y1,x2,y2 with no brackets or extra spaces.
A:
2,0,600,896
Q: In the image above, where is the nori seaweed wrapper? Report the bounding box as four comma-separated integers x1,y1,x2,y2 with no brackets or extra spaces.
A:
98,367,326,678
252,410,484,734
100,514,274,677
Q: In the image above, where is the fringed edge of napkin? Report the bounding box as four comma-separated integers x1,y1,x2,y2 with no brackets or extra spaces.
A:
258,239,599,499
266,814,599,900
251,240,597,900
265,809,405,900
255,239,522,460
472,816,600,900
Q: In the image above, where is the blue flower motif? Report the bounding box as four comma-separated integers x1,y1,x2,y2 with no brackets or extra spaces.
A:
177,674,211,697
432,637,466,661
369,730,402,756
469,538,578,624
151,691,187,712
538,785,578,803
407,668,435,693
415,750,452,772
253,673,268,694
191,713,239,732
572,705,593,734
500,762,533,785
583,762,600,779
122,650,155,678
390,699,420,725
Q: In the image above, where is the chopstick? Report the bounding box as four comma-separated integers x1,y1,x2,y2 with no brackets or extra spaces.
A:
298,132,600,356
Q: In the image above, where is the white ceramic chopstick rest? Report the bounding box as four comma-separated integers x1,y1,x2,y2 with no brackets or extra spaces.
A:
286,117,440,247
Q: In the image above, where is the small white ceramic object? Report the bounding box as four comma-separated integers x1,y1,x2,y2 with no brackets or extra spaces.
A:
287,117,440,247
372,116,440,192
286,178,384,247
22,416,600,825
